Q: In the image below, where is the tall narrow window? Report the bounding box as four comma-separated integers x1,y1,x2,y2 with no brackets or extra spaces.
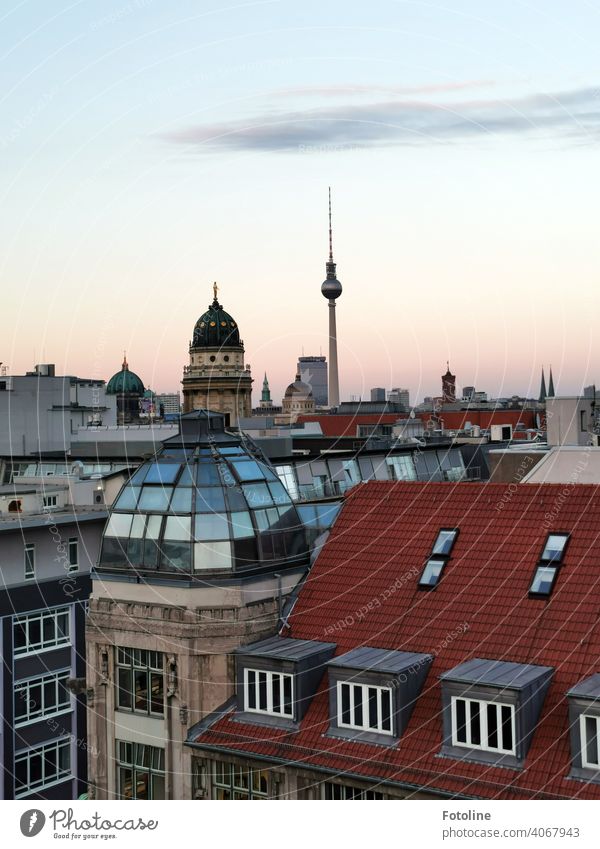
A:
115,648,164,716
24,544,35,580
580,714,600,769
68,538,78,572
418,528,459,589
530,533,569,597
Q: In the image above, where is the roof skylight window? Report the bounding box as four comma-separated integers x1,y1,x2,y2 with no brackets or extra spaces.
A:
529,533,569,597
418,528,459,589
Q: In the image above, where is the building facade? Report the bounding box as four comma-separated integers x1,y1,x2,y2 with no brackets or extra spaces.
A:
182,286,253,426
298,356,328,406
0,486,105,799
85,411,311,800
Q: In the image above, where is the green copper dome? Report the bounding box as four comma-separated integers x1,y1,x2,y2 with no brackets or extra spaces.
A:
192,284,241,349
106,356,144,395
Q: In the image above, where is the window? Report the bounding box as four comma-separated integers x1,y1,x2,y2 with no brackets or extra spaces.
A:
68,538,78,572
14,738,71,798
213,761,268,799
418,528,458,589
337,682,393,735
386,455,417,481
419,558,445,588
580,714,600,769
116,741,165,800
14,671,71,726
581,410,588,433
540,533,569,563
42,494,58,508
275,465,299,500
24,544,35,580
451,697,515,755
116,648,164,716
244,668,293,718
13,606,70,656
323,782,384,800
530,533,569,596
432,529,458,556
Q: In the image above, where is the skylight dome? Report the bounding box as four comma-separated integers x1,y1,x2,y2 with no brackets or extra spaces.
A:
98,411,309,578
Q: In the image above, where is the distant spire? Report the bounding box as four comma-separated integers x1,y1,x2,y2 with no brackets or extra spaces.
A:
325,187,337,280
548,365,555,397
261,372,271,403
122,350,128,370
539,366,547,402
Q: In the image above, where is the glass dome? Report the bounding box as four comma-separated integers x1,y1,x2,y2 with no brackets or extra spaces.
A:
98,411,310,578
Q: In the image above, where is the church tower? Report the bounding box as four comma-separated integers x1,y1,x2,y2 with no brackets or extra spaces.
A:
182,283,253,425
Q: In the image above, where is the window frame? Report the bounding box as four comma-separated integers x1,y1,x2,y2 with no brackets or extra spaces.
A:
418,528,459,590
580,713,600,770
14,737,71,798
14,669,72,727
68,537,78,573
115,647,164,717
336,680,394,736
243,668,294,719
323,781,384,800
212,760,269,800
529,532,569,597
451,696,516,756
24,543,35,581
13,606,71,657
116,740,165,800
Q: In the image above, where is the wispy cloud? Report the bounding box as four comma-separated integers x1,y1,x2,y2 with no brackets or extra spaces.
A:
159,85,600,153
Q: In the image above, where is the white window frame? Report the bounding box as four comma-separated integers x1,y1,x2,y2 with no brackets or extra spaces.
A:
14,670,72,727
13,606,71,657
451,696,516,755
68,537,78,572
323,781,384,800
244,668,294,718
42,494,58,508
337,681,394,735
580,713,600,769
24,543,35,581
14,738,71,798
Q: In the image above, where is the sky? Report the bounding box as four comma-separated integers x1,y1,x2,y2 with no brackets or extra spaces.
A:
2,1,600,404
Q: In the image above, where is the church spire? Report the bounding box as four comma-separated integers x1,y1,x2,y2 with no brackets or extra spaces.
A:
261,372,271,403
539,366,547,402
548,365,555,398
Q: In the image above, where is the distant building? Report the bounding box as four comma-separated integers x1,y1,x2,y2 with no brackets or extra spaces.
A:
388,387,410,408
462,386,475,401
156,393,180,416
281,374,315,422
253,373,282,416
0,365,117,457
106,355,145,424
298,356,328,406
182,284,253,426
441,363,456,403
370,387,385,403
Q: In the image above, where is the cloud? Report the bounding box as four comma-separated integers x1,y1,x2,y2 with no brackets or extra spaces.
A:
159,85,600,153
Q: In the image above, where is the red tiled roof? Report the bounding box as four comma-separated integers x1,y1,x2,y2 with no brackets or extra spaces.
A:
192,481,600,799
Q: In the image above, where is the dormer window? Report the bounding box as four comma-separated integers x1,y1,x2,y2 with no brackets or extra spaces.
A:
418,528,459,589
529,533,569,596
440,658,553,768
236,636,336,728
338,682,393,735
566,673,600,781
244,669,293,718
327,647,432,746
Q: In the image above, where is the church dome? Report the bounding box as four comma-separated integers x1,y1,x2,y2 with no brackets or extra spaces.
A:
98,410,309,578
192,284,241,349
106,356,144,395
284,374,313,399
